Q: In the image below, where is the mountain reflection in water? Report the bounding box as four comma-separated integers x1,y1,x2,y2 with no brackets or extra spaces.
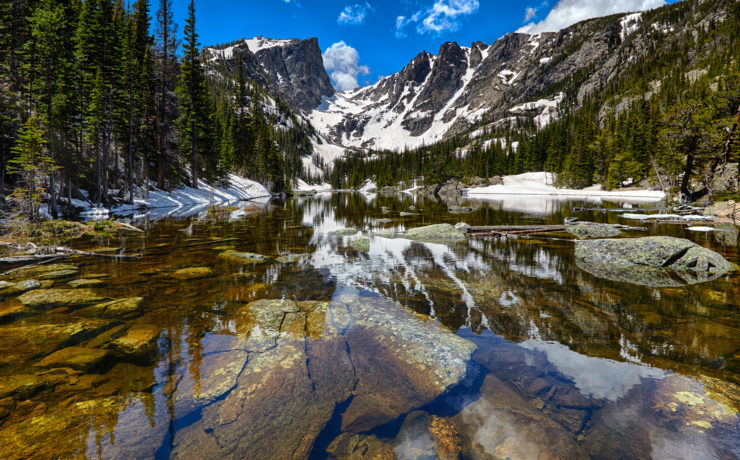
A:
0,192,737,459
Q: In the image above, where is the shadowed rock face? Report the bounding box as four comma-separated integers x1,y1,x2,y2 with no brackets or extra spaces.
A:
205,37,334,112
575,236,735,287
170,293,475,459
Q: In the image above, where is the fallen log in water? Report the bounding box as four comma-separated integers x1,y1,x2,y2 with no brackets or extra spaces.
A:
467,223,647,237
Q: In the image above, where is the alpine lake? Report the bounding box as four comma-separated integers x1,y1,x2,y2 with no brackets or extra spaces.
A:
0,192,738,459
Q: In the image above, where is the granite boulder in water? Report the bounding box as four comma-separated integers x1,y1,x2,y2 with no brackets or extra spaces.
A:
575,236,734,287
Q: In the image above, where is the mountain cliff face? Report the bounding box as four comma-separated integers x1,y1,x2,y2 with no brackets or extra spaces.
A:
205,36,335,112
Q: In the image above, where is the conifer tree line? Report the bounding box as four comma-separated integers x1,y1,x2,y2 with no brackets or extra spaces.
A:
0,0,306,220
332,0,740,201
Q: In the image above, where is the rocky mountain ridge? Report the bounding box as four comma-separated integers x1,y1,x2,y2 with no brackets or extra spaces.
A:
203,0,733,173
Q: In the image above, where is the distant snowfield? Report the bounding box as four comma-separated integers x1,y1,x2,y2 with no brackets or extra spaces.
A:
466,172,666,202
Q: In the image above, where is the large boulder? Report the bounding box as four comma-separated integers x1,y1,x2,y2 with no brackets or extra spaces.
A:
405,223,467,242
704,200,738,221
575,236,735,287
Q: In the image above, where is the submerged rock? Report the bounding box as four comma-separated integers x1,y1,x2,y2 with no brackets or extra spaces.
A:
218,251,272,264
171,292,475,459
327,433,395,459
405,223,467,242
567,224,622,239
170,267,213,280
453,374,585,459
35,346,110,372
18,288,108,309
39,269,79,280
350,238,370,252
79,298,144,318
329,227,358,236
275,253,309,264
575,236,735,287
399,212,419,217
448,205,476,214
68,278,106,288
107,325,160,358
0,279,42,297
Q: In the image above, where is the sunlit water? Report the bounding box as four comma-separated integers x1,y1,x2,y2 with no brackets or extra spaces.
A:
0,193,738,459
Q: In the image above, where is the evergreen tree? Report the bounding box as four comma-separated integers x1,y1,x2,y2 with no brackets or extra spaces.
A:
175,0,208,188
7,115,57,220
154,0,178,189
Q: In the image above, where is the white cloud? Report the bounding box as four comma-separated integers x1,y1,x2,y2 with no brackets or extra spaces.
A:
395,0,479,37
518,0,665,33
418,0,480,34
323,41,370,91
338,3,371,25
524,7,537,22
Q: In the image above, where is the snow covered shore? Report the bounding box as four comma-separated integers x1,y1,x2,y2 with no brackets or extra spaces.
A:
466,172,666,201
62,174,271,221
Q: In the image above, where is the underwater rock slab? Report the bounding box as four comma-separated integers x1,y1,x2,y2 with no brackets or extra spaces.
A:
17,288,108,309
170,267,213,280
34,346,110,372
171,293,475,459
79,297,144,318
575,236,735,287
452,374,586,459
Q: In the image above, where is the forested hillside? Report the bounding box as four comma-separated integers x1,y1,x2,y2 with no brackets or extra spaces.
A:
0,0,313,220
330,0,740,201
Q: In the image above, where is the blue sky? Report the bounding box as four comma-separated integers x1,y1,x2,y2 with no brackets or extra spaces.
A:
172,0,677,91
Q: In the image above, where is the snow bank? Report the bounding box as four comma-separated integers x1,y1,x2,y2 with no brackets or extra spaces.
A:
622,213,713,222
65,174,271,221
466,172,665,201
294,178,332,192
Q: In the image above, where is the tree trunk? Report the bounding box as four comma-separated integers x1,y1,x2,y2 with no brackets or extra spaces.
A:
680,153,694,200
128,73,135,204
191,121,198,188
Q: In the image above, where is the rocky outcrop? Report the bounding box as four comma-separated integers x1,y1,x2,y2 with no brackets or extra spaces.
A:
575,236,735,287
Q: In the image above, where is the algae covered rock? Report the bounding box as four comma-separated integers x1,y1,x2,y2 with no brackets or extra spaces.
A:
350,238,370,252
170,267,213,280
567,224,622,239
218,251,272,264
18,288,108,309
448,205,476,214
405,223,467,242
328,227,358,236
0,279,41,297
575,236,734,287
